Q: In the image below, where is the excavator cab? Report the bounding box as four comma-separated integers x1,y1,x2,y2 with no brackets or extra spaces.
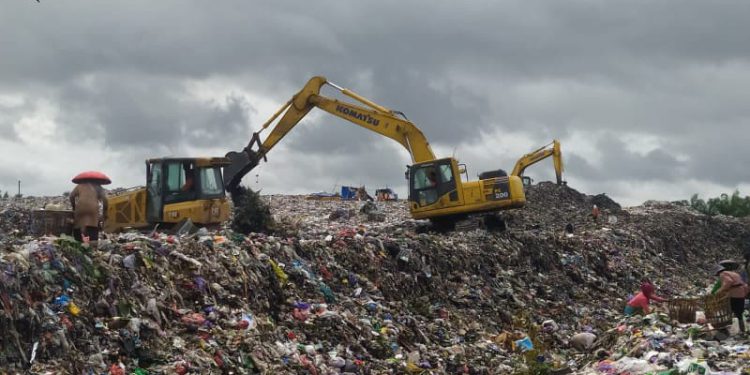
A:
145,158,229,223
146,159,201,222
105,157,231,232
408,157,526,223
408,158,461,209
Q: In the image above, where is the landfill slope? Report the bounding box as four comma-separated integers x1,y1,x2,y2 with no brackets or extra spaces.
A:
0,183,748,374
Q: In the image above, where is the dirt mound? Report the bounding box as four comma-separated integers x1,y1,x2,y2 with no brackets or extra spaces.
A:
591,193,622,211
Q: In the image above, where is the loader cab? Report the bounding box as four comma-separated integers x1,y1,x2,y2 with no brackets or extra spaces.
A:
408,158,460,208
145,157,227,222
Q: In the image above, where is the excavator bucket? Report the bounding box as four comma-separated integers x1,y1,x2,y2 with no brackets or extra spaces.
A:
223,149,260,195
223,132,264,196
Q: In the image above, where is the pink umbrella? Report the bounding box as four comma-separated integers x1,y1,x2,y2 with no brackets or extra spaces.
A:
72,171,111,185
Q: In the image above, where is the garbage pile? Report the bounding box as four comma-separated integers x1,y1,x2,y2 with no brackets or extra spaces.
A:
1,195,72,237
0,204,29,236
578,313,750,374
1,183,749,373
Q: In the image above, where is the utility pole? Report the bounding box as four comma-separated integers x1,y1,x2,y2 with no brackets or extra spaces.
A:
17,180,20,196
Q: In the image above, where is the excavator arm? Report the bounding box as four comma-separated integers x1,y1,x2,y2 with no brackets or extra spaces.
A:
510,140,564,184
224,76,436,193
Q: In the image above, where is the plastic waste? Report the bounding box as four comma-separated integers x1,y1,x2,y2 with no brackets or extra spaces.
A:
109,363,125,375
695,311,706,324
570,332,596,351
54,294,70,308
68,301,81,316
123,254,136,269
269,259,289,285
175,218,196,236
514,337,534,352
614,357,653,373
676,358,709,374
319,283,336,303
240,313,256,330
181,312,206,328
329,356,345,368
542,319,559,332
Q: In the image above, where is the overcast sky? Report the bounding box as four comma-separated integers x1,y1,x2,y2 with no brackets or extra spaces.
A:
2,0,749,206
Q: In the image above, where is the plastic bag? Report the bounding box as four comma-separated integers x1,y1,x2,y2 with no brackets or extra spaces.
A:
695,311,706,324
514,337,534,352
241,313,257,330
614,357,653,373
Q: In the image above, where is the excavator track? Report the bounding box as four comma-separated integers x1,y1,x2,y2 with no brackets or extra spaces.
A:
454,217,482,232
425,213,507,233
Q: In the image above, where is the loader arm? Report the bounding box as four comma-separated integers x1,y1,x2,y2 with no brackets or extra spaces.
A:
510,140,564,184
224,76,437,192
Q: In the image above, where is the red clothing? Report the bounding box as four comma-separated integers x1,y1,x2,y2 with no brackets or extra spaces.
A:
640,282,667,303
627,292,652,313
627,290,666,314
181,177,194,192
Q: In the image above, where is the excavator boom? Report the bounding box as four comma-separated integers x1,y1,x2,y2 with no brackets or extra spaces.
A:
224,76,436,193
511,140,564,184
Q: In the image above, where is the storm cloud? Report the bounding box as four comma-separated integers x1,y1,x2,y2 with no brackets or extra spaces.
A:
1,0,749,205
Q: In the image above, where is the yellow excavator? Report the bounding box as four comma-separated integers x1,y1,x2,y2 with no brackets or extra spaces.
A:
223,76,527,229
511,140,564,186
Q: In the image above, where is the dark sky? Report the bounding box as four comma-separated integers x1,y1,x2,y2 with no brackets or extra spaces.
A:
2,0,749,205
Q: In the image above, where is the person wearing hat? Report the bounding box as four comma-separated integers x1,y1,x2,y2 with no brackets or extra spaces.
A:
70,178,108,248
711,259,742,294
624,281,668,316
712,264,749,334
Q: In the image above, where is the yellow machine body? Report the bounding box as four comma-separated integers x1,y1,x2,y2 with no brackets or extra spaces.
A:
104,157,231,232
407,158,526,220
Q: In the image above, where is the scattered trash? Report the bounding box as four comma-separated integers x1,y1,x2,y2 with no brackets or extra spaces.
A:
515,336,534,352
570,332,597,351
230,186,275,234
1,184,749,373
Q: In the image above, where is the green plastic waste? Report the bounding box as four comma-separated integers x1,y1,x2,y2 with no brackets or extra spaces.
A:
687,362,708,375
319,282,336,303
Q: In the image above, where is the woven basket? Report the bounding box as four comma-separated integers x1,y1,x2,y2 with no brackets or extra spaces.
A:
703,294,733,329
667,297,701,324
